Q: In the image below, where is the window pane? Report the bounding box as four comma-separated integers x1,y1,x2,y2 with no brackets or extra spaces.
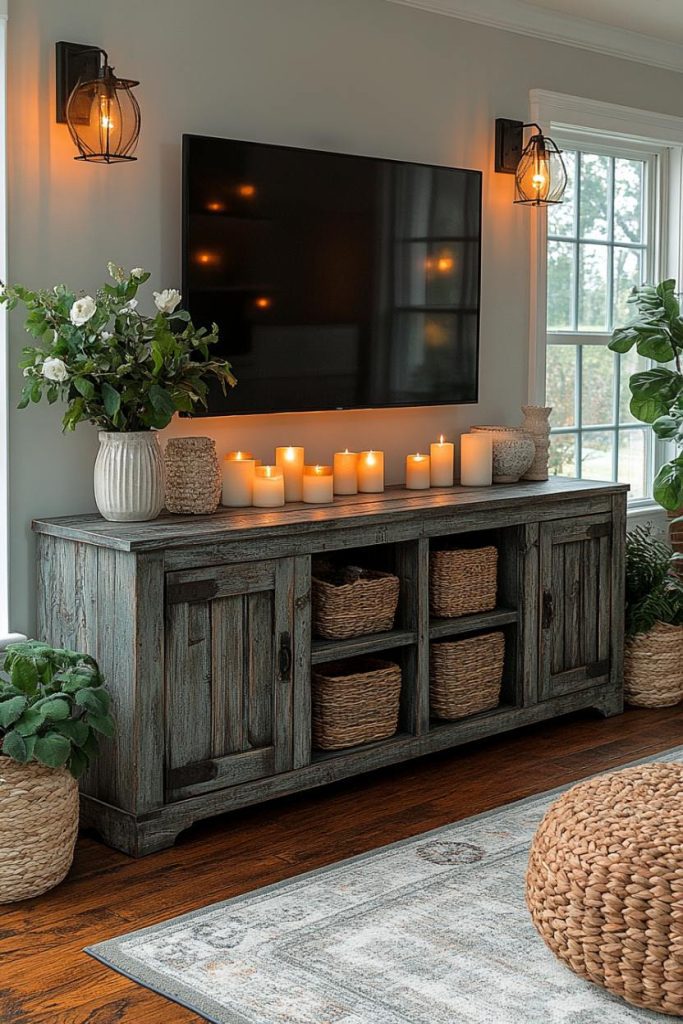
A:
548,150,576,239
546,344,576,427
578,244,608,331
582,346,615,426
618,428,647,499
547,241,575,331
579,153,610,240
619,347,649,424
581,430,614,481
549,433,577,477
614,159,644,243
612,247,642,330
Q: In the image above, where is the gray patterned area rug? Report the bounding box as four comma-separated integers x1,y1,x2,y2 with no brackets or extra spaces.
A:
87,747,682,1024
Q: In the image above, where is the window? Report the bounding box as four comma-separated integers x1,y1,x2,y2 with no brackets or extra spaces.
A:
545,136,663,503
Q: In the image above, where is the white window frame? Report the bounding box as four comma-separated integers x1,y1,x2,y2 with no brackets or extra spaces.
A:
528,90,683,515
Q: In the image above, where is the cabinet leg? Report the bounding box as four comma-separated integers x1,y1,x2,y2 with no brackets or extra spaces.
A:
593,686,624,719
80,795,193,857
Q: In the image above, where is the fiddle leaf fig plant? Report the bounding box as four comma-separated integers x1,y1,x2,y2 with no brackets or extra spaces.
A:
609,279,683,510
0,641,113,779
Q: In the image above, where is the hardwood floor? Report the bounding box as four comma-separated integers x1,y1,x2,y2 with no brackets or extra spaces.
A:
2,704,682,1023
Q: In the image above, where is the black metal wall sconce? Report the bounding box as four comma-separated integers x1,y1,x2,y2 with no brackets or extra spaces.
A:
495,118,567,206
56,41,141,163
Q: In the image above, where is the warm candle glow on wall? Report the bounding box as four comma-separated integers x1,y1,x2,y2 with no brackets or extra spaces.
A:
430,435,455,486
406,452,431,490
303,464,334,504
358,450,384,493
333,449,358,495
253,465,285,507
275,446,305,501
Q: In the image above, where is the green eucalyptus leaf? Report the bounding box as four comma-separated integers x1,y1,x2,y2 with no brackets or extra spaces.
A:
73,376,95,399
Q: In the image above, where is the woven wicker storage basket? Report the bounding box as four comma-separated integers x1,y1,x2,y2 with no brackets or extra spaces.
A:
624,621,683,708
312,567,400,640
164,436,221,515
0,759,79,904
430,546,498,618
312,657,402,750
430,631,504,720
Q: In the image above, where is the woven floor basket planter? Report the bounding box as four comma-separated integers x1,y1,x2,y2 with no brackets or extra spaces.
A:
430,631,504,720
312,567,400,640
430,546,498,618
526,762,683,1017
624,621,683,708
0,759,79,904
312,657,402,750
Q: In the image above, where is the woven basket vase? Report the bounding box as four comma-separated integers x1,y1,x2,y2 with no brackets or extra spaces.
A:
164,436,221,515
0,759,79,904
624,621,683,708
430,546,498,618
430,631,505,720
312,657,402,750
312,568,400,640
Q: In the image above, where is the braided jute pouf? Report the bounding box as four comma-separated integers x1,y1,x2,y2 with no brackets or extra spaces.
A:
0,759,79,903
526,762,683,1016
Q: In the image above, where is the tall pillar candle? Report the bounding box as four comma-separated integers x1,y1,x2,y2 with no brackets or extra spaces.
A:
275,446,305,501
303,464,334,504
222,450,256,507
333,449,358,495
460,433,493,486
357,450,384,493
405,452,431,489
253,465,285,507
430,435,455,486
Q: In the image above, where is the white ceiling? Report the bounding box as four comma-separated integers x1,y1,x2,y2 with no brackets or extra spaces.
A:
524,0,683,46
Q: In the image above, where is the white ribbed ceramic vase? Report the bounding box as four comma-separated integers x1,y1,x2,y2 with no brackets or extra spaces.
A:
94,431,165,522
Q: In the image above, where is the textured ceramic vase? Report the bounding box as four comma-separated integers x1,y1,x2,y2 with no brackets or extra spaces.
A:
471,426,535,484
94,431,165,522
164,436,221,515
521,406,552,481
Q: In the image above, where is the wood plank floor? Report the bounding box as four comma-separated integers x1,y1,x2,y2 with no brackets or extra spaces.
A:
2,704,682,1023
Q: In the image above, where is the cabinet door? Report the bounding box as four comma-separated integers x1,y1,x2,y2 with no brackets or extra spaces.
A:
539,516,611,701
164,558,295,800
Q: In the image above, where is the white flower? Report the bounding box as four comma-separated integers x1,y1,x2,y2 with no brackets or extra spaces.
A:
107,261,125,283
42,357,68,382
153,288,181,315
22,367,31,377
70,296,97,326
101,331,113,341
131,267,146,279
121,299,138,313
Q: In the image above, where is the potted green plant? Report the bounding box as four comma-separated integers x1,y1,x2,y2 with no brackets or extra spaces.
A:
0,641,114,903
623,525,683,708
0,264,236,522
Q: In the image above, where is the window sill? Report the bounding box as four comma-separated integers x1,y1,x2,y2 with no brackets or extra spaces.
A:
0,632,27,651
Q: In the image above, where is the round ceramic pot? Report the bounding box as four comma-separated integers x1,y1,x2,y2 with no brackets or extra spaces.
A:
471,426,535,484
94,431,165,522
0,759,79,904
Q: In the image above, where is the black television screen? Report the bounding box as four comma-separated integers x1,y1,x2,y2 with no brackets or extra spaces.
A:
182,134,482,416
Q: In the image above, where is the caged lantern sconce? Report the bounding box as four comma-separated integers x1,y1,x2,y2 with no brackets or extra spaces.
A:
495,119,567,207
56,41,141,163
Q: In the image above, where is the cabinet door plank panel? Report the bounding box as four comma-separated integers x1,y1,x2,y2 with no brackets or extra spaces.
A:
211,595,245,757
246,591,274,750
563,541,582,671
166,600,212,771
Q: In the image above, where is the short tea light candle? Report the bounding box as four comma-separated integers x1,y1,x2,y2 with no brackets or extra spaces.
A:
222,450,256,507
358,450,384,493
430,435,454,487
303,464,334,504
406,452,431,490
460,433,493,486
253,465,285,507
333,449,358,495
275,446,305,502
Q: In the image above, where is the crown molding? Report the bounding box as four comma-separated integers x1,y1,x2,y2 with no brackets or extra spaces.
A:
385,0,683,74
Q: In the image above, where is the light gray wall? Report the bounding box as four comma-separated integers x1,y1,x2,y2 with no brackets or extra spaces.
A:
7,0,683,633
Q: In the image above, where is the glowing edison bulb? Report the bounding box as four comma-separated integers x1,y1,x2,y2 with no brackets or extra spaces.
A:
532,173,546,191
99,93,114,131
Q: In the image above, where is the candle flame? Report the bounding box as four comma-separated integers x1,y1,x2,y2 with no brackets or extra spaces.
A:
265,466,272,478
236,450,242,460
285,447,295,461
439,434,445,444
315,464,322,474
366,451,376,466
344,448,349,454
415,453,423,461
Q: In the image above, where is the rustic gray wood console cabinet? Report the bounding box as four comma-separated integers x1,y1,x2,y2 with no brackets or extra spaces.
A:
33,478,627,856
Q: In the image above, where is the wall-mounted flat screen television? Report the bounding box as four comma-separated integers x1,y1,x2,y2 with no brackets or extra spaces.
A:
182,134,482,416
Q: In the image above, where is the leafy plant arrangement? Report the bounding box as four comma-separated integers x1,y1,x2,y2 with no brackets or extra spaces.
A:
609,279,682,510
0,263,236,432
624,524,683,637
0,641,114,778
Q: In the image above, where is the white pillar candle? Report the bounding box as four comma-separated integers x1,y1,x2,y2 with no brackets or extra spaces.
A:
222,450,256,507
460,433,493,486
358,450,384,493
333,449,358,495
430,435,455,487
275,446,305,501
253,465,285,507
406,452,431,490
303,464,334,504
